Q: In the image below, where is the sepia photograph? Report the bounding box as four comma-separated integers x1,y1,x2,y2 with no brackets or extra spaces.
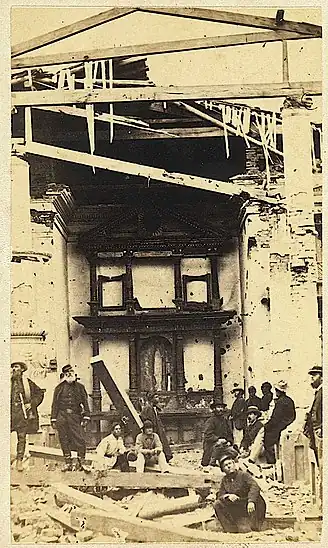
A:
9,5,323,544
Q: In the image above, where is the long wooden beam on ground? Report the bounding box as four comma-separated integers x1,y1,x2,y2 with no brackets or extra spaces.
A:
11,81,322,106
11,469,218,489
140,7,322,37
19,140,280,203
11,30,317,69
11,8,137,58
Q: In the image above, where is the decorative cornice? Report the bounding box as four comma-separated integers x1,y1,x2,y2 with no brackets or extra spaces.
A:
11,250,52,263
31,209,56,228
11,331,47,340
31,184,75,237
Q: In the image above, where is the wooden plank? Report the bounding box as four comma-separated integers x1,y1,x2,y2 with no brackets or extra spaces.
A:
12,81,322,106
91,357,142,439
11,8,137,58
47,508,80,532
11,469,216,489
28,444,95,462
19,140,280,203
155,506,214,527
138,493,201,520
140,7,322,36
70,506,224,543
11,30,316,69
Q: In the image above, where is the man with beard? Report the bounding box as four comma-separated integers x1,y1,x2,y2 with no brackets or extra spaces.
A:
51,364,91,472
140,392,172,462
263,380,296,464
201,400,234,467
303,365,322,506
11,362,44,471
213,454,266,533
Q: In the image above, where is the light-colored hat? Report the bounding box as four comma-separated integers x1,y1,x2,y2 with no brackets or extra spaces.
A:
274,380,288,392
231,386,244,394
246,405,262,417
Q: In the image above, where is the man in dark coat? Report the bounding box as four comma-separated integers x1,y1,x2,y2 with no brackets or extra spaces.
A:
214,454,266,533
140,392,172,462
201,401,234,467
245,386,261,409
260,382,273,412
240,406,265,463
51,364,91,472
11,361,44,471
263,380,296,464
229,387,247,447
303,365,322,506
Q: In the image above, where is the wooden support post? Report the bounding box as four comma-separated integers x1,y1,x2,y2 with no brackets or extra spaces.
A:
128,334,138,393
125,257,134,314
210,256,220,308
173,256,183,310
282,41,289,83
213,330,223,401
89,260,101,417
175,334,186,402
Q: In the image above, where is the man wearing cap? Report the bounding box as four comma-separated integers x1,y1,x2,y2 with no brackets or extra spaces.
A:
263,380,296,464
201,400,234,467
229,387,247,447
51,365,91,472
240,406,265,464
140,392,172,462
303,365,322,504
214,454,266,533
135,420,170,473
11,362,44,471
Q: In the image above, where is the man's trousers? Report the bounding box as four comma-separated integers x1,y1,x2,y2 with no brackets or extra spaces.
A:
214,496,266,533
56,410,86,458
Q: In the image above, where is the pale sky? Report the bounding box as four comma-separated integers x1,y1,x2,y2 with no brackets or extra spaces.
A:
11,7,322,114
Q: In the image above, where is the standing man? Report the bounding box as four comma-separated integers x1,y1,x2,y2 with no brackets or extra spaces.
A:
201,400,234,467
260,382,273,412
230,387,247,447
213,454,266,533
140,392,172,462
51,364,91,473
245,386,261,409
135,420,170,473
303,365,322,506
263,380,296,464
11,361,44,471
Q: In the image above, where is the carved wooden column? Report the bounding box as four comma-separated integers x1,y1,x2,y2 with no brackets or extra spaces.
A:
125,256,134,314
210,255,220,308
213,329,223,402
129,333,139,396
173,256,183,310
174,333,186,405
89,259,101,414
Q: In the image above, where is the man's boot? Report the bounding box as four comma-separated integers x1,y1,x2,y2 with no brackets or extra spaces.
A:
16,458,24,472
61,456,73,472
76,457,91,474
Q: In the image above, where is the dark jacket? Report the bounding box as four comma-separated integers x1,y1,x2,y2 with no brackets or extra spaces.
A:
245,396,262,409
140,403,172,461
241,419,264,452
203,414,234,447
230,397,247,430
264,393,296,446
11,377,44,434
260,392,273,412
51,380,90,420
218,470,261,504
304,385,322,440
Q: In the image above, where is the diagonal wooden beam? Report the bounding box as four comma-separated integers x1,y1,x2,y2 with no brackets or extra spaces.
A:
11,81,322,106
11,7,137,58
11,29,317,69
140,7,322,37
20,140,280,203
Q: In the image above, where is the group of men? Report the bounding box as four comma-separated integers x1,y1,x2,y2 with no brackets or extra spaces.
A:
11,360,322,533
201,379,297,468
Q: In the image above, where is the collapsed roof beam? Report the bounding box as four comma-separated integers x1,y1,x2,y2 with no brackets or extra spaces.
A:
12,81,321,106
11,8,137,58
12,29,317,69
19,140,280,204
140,7,322,37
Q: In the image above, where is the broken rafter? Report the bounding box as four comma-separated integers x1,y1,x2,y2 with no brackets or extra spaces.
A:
140,7,322,37
20,140,280,203
11,81,322,106
11,8,137,58
11,30,317,69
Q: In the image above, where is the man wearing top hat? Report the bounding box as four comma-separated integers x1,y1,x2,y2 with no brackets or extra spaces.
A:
229,387,247,447
263,380,296,464
303,365,322,504
213,453,266,533
11,361,45,471
240,406,265,464
201,399,234,467
51,364,91,472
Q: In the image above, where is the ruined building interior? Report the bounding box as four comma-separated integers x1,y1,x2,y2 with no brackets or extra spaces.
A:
11,7,322,465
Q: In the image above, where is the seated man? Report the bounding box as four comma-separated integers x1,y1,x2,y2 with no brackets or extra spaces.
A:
201,400,234,467
95,423,130,471
240,406,265,464
135,420,169,473
214,454,266,533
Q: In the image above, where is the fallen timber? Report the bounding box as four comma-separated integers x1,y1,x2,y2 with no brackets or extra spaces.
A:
11,468,219,489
